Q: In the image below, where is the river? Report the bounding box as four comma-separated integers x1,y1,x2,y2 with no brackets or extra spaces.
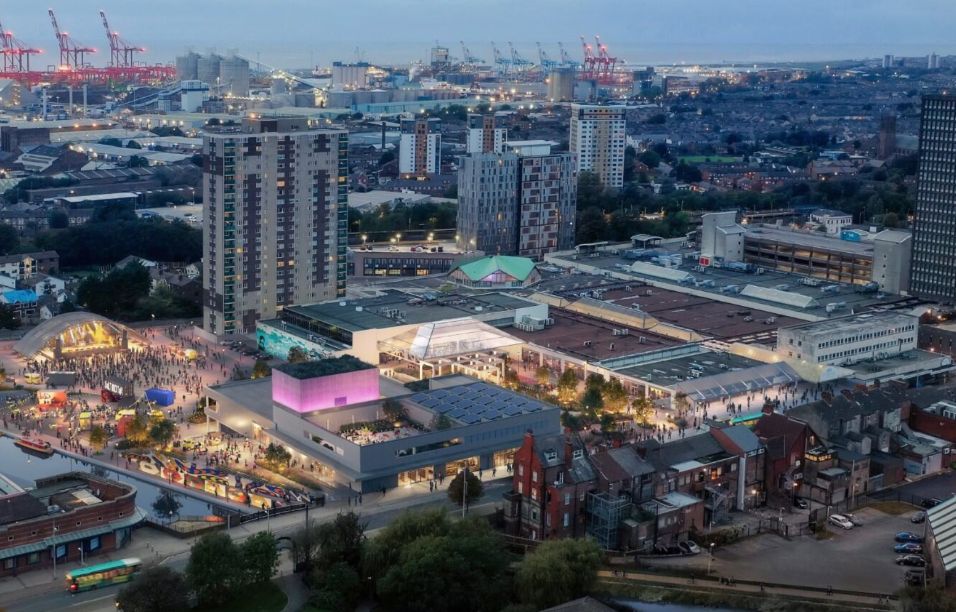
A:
0,435,228,520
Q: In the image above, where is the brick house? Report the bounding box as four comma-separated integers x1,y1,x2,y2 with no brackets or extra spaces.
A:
0,472,143,576
752,411,819,502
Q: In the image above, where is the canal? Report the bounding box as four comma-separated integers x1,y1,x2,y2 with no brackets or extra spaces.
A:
0,435,229,520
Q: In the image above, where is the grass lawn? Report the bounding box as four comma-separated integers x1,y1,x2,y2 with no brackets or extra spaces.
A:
869,500,919,516
679,155,743,164
195,581,287,612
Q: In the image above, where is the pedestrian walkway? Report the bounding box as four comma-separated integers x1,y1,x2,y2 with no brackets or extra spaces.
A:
597,570,895,610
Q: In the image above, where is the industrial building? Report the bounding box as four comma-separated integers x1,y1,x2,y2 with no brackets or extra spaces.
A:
457,141,576,259
176,52,250,97
331,61,371,89
201,116,348,337
205,358,561,492
776,312,918,366
569,104,627,189
398,117,441,176
347,242,472,278
911,94,956,303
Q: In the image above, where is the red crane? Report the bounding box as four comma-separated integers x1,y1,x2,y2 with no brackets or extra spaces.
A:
49,8,95,69
580,35,596,80
593,35,618,84
0,18,41,73
99,10,144,68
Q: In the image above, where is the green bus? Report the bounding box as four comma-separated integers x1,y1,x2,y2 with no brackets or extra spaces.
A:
65,557,142,593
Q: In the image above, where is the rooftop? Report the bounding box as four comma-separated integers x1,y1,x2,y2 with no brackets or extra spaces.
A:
745,225,874,256
275,355,374,379
283,289,538,334
452,255,537,282
781,312,918,339
615,350,763,386
409,381,557,425
927,495,956,572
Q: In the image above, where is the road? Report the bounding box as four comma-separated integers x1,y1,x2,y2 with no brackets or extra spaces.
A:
871,470,956,505
4,481,509,612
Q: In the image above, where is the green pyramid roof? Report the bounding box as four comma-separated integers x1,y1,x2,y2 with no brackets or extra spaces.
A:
453,255,537,282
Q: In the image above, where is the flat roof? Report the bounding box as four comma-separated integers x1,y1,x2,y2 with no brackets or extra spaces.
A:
745,225,874,256
782,311,918,340
509,308,680,362
59,192,139,203
284,289,537,334
275,355,374,379
410,381,557,425
615,351,763,387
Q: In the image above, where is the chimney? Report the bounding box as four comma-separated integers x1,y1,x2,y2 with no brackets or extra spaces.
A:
564,430,574,465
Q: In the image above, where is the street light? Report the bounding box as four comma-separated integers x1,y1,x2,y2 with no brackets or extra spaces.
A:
707,542,715,575
77,545,85,566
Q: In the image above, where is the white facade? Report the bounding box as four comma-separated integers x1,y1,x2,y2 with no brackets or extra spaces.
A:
810,210,853,235
569,104,627,189
180,80,209,113
700,211,746,264
398,118,441,175
331,62,370,89
777,312,919,366
467,126,505,154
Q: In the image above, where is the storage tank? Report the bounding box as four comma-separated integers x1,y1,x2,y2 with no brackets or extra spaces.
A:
176,52,200,81
547,67,576,101
219,55,250,97
196,54,221,88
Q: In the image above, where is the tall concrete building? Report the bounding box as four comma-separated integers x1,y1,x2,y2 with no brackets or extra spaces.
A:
569,104,627,189
466,114,506,154
399,117,441,175
331,61,370,89
547,68,576,102
457,142,576,259
911,95,956,303
202,117,348,337
877,114,897,160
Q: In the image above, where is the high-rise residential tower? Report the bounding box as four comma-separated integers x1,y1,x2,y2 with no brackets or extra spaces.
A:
202,116,348,337
457,141,576,259
466,114,506,154
569,104,626,189
910,94,956,302
398,117,441,175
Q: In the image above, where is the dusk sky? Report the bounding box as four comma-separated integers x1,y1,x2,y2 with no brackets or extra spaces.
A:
9,1,956,68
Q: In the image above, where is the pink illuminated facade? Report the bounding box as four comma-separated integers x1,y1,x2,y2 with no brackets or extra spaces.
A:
272,367,380,413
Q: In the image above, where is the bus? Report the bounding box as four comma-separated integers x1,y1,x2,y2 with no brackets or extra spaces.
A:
65,558,142,593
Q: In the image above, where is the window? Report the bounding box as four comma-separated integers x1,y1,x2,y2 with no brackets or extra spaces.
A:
89,536,101,552
532,471,538,483
531,508,538,521
564,493,571,506
27,552,39,565
3,558,14,570
563,512,570,528
518,482,523,494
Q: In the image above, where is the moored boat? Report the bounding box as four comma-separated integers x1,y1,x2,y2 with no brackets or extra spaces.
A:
14,437,54,456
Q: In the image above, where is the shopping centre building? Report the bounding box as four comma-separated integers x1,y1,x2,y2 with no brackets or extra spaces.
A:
205,356,561,492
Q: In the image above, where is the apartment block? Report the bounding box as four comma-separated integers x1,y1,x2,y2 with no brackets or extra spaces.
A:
569,104,626,189
466,114,506,154
399,117,441,175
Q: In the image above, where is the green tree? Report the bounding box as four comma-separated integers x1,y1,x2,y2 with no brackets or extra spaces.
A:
263,442,291,471
638,149,661,168
115,566,189,612
557,368,579,405
375,519,510,612
88,425,108,452
125,412,150,446
515,538,602,609
0,224,19,255
576,206,608,243
602,378,629,412
287,346,308,363
0,304,18,330
152,491,182,519
535,365,552,387
898,583,956,612
251,359,272,379
310,561,362,611
581,386,603,412
576,171,606,210
674,392,691,418
48,209,69,229
148,419,176,449
186,531,242,606
363,508,452,583
447,469,483,506
240,531,279,584
382,398,407,423
632,395,653,426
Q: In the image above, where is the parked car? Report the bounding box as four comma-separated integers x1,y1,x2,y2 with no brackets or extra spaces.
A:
793,498,809,509
895,543,923,554
679,541,701,555
911,512,927,524
895,532,924,543
828,514,854,530
896,555,927,567
844,513,864,526
921,498,943,509
905,569,926,586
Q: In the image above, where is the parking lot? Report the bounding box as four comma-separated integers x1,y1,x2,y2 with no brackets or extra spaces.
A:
644,504,925,594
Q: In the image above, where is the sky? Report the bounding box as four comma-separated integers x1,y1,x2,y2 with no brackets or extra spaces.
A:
7,1,956,70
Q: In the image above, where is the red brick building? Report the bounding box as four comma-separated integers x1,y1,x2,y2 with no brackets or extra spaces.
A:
0,472,142,576
752,411,819,502
504,431,596,541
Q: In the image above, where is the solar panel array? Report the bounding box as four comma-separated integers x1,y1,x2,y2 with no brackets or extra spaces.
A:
410,382,550,425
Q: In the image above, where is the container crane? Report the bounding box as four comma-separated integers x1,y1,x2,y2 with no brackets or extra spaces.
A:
0,18,41,73
536,42,558,70
580,35,596,80
594,35,618,83
491,41,510,73
459,41,482,65
557,42,578,69
508,42,533,71
48,8,95,69
99,10,145,68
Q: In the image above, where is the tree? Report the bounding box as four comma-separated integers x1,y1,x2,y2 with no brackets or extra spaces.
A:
240,531,279,584
186,531,242,606
0,224,19,255
152,491,182,519
310,561,362,611
430,412,452,431
48,209,69,229
375,519,510,612
287,346,308,363
382,398,407,423
115,566,189,612
581,386,603,413
674,391,691,418
128,155,149,168
638,149,661,168
576,206,608,243
447,468,483,506
0,304,18,330
535,365,552,387
88,425,108,452
632,395,653,426
251,358,272,379
148,419,176,449
515,538,602,609
602,378,629,412
557,368,579,405
125,412,150,446
576,171,607,211
263,442,291,472
898,583,956,612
